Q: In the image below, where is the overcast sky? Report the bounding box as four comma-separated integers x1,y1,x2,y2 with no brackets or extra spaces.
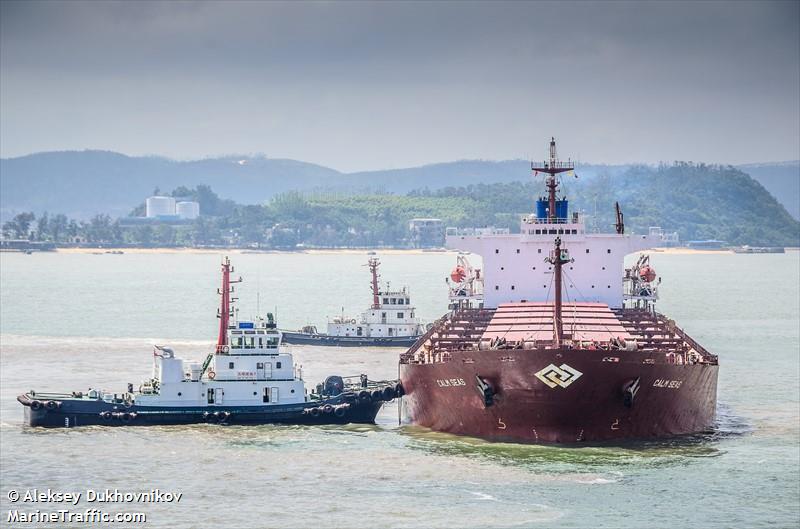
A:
1,0,798,171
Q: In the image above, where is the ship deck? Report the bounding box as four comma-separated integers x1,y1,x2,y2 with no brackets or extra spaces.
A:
400,303,718,366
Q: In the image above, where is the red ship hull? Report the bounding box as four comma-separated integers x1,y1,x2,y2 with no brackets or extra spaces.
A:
400,348,718,444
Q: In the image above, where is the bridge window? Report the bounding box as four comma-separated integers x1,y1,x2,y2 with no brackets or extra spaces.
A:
572,229,578,234
535,229,541,234
549,229,557,235
398,298,404,305
391,298,397,304
397,312,404,318
383,298,389,304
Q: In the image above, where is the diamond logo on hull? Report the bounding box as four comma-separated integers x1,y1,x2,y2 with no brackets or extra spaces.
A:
535,364,583,388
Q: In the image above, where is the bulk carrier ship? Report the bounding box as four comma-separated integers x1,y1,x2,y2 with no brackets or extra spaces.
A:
399,138,719,444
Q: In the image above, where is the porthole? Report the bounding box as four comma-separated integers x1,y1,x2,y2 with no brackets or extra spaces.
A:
291,389,295,394
177,392,182,397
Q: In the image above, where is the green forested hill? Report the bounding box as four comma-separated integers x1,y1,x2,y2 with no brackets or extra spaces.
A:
5,163,798,248
214,163,799,247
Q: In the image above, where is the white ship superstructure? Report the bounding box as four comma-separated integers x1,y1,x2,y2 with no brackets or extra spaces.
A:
445,138,660,309
135,315,305,408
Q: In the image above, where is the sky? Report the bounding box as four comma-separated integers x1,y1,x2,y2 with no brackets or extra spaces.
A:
1,0,799,172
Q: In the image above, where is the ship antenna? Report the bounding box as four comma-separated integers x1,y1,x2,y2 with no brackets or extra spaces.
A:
367,258,381,309
545,237,574,347
531,137,574,222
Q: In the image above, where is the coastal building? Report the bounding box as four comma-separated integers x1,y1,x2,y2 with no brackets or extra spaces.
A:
176,201,200,220
146,196,176,218
408,218,444,247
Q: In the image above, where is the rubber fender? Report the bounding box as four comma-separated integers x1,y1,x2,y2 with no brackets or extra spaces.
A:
370,389,383,402
45,400,58,410
382,387,395,401
322,404,334,414
358,390,371,402
394,382,405,397
334,406,346,418
310,407,321,417
30,400,42,410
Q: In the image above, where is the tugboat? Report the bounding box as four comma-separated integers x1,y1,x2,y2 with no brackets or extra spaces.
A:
282,258,426,347
18,258,402,428
399,138,719,444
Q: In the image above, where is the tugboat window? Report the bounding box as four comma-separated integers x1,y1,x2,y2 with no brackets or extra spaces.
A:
398,299,404,305
228,362,234,369
276,362,282,369
383,298,389,304
257,363,264,369
397,312,404,318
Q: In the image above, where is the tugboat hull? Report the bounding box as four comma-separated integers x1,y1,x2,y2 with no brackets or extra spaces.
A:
282,332,420,347
400,349,718,444
19,393,387,429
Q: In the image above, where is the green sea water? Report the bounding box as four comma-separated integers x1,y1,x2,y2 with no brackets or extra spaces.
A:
1,250,798,528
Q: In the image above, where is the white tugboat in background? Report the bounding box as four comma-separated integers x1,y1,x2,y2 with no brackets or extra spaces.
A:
19,258,402,428
282,258,427,347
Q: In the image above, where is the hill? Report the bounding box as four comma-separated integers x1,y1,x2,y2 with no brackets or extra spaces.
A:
0,150,624,220
737,161,800,220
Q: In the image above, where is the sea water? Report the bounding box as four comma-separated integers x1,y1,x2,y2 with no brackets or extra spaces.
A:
1,250,798,528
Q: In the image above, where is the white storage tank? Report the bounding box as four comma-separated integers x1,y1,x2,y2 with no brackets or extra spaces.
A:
176,201,200,220
146,196,176,218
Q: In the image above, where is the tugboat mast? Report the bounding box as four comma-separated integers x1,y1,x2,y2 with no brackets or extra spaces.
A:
216,257,241,352
532,137,574,222
368,258,381,309
545,236,573,347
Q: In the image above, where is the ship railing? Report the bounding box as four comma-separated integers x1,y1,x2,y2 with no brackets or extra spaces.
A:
531,160,575,170
400,314,450,363
445,227,512,237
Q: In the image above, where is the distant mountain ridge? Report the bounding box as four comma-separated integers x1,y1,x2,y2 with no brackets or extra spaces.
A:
1,150,798,223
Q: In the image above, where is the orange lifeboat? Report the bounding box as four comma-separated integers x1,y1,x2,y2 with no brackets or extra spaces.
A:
639,266,657,283
450,265,466,283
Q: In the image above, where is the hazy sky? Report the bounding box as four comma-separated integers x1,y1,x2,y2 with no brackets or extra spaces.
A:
1,0,798,171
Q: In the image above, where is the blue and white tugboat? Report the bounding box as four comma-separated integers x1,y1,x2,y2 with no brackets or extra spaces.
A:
18,258,402,428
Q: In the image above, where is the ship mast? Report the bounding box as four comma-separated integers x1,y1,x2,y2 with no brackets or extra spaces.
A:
216,257,241,352
531,137,574,222
368,258,381,309
545,237,573,347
